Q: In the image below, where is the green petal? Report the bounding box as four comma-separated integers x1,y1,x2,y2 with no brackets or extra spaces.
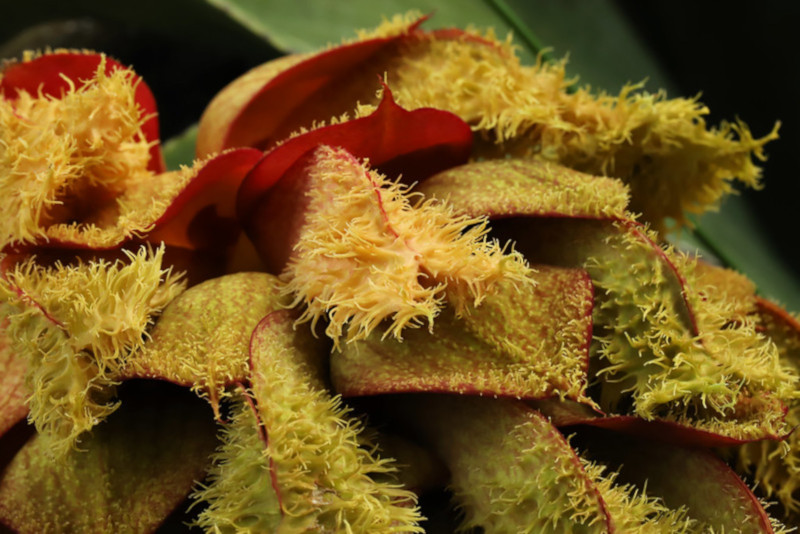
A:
195,309,423,533
0,381,218,534
123,272,287,416
332,266,594,403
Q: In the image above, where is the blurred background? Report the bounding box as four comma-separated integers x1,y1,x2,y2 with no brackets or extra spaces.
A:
2,0,797,305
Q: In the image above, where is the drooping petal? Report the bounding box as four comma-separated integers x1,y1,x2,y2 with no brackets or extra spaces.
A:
374,395,694,533
0,381,217,534
577,427,783,533
193,310,423,533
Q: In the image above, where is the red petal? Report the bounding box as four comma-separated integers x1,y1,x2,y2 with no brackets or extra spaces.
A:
238,87,471,220
238,89,472,272
1,52,164,173
147,148,263,251
197,17,435,156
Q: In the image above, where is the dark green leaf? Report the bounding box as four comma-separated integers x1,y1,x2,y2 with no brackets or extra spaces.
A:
202,0,539,63
162,124,198,171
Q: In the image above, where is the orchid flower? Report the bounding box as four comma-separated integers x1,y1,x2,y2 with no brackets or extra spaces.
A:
1,14,799,534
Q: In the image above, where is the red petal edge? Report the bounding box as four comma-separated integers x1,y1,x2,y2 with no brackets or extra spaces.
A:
237,86,473,224
1,52,164,173
215,16,431,153
532,398,785,448
147,148,264,251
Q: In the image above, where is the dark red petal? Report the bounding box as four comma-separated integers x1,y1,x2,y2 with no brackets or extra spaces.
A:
147,148,263,251
238,87,472,221
1,52,164,173
199,17,435,155
238,89,472,272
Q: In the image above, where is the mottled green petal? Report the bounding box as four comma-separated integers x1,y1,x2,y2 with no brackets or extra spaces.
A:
195,310,423,533
0,382,217,534
123,272,286,415
0,322,28,438
382,395,690,533
418,158,629,220
581,428,782,533
332,267,593,403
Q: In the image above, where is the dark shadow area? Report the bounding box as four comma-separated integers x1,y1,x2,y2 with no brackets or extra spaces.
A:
615,1,800,273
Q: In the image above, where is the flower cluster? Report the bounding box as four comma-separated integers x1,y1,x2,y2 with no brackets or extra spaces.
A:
1,13,798,534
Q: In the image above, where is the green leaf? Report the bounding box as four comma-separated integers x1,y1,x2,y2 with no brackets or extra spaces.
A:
202,0,539,63
162,124,198,171
494,0,675,93
691,195,800,312
0,0,274,60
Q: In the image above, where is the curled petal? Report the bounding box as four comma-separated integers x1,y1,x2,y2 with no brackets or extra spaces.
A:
1,50,163,173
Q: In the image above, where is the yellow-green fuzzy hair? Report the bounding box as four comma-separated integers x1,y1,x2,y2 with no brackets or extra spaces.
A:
589,223,796,439
194,312,423,533
734,304,800,517
123,272,287,419
581,461,697,533
191,397,283,533
282,145,531,345
350,11,424,42
0,246,184,454
398,395,692,533
0,53,152,249
360,27,777,229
